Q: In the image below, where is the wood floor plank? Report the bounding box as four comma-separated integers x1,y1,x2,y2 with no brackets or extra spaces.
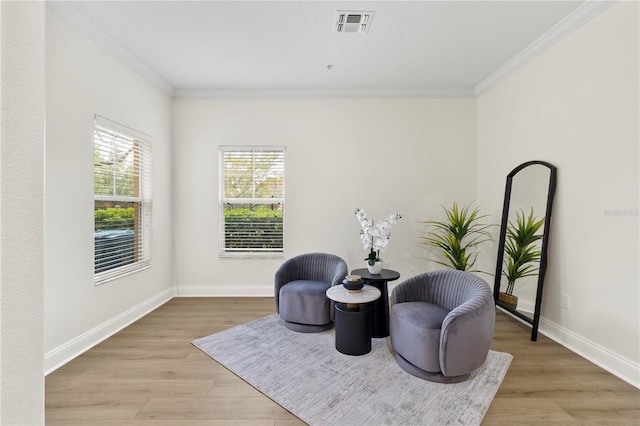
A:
133,397,294,420
205,375,267,398
75,360,230,381
45,297,640,424
46,419,280,426
484,398,574,423
556,398,640,424
46,379,214,398
46,396,150,420
275,420,307,426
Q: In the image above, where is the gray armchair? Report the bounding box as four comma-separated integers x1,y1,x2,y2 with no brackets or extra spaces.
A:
275,252,348,333
390,270,495,383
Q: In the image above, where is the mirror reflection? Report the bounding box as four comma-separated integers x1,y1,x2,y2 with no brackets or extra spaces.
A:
494,161,557,341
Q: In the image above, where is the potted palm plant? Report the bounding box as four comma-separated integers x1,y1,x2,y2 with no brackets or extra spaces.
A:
500,208,545,309
420,202,493,272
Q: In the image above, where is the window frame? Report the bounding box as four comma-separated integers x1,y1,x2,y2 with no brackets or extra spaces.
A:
94,115,152,284
219,145,285,259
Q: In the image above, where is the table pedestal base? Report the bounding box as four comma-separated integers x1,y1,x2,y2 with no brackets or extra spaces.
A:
334,303,372,356
350,268,401,338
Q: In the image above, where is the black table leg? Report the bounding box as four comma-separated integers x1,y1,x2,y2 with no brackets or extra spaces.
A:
367,280,390,338
334,303,373,356
349,269,400,339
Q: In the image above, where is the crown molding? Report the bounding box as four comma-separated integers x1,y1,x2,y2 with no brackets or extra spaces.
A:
474,0,616,96
47,0,614,101
46,1,175,97
173,87,476,100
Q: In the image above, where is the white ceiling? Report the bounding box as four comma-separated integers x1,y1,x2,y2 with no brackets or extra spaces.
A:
51,1,605,97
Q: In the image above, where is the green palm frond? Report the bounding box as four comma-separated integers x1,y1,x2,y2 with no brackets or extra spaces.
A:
502,208,545,285
420,202,494,273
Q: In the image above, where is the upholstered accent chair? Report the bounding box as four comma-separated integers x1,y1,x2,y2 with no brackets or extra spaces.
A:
390,270,495,383
275,252,348,333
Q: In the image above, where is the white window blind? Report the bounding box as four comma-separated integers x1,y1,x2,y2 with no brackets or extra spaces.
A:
219,146,285,255
94,115,152,283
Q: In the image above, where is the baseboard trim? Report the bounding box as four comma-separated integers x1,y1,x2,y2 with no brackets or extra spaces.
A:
177,285,273,297
538,317,639,389
44,287,176,375
45,284,638,389
496,306,638,389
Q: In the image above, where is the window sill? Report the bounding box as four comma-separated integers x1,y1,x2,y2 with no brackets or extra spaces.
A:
94,263,153,286
219,253,285,260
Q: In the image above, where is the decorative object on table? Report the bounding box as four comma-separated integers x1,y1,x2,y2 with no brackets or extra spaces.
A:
499,208,545,310
390,269,495,383
368,259,383,274
193,313,512,426
342,274,364,291
274,252,348,333
420,202,493,273
355,208,402,274
493,160,557,342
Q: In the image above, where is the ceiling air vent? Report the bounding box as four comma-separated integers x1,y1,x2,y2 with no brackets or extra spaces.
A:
335,11,374,33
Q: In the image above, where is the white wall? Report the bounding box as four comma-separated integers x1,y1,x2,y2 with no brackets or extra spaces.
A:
0,2,45,423
44,10,174,372
173,98,477,295
477,1,639,386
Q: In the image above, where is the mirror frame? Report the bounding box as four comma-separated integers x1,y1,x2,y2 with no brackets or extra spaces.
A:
493,160,557,341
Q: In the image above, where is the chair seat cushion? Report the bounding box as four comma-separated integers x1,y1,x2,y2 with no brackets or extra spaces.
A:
390,302,450,373
279,280,332,326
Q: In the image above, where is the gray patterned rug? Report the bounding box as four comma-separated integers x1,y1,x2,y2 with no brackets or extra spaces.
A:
193,314,512,426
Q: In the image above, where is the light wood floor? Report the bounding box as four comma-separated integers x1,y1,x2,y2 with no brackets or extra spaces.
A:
45,297,640,425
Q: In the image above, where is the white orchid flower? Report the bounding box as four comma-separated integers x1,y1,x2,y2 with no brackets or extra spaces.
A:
355,208,403,254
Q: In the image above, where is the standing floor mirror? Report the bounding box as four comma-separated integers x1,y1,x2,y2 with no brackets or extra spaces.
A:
493,160,557,341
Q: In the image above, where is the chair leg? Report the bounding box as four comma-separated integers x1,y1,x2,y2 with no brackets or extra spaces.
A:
284,320,334,333
395,353,470,384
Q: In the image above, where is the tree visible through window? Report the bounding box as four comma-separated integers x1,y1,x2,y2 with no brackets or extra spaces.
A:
94,116,152,282
220,147,285,254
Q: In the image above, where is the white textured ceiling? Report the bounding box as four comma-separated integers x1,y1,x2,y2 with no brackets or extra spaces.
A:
53,1,593,97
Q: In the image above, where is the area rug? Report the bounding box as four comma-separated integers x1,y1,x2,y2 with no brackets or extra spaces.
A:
193,314,512,426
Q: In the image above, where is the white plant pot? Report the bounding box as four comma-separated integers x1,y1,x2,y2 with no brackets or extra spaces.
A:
367,261,383,274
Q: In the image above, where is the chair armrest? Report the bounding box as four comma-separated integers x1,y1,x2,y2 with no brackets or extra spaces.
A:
439,296,495,377
330,261,348,287
274,259,299,311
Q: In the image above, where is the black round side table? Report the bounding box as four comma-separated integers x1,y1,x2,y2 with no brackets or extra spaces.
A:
326,285,381,356
350,268,400,338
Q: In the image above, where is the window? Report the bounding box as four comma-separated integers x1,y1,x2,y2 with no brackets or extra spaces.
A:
94,115,152,283
219,146,285,256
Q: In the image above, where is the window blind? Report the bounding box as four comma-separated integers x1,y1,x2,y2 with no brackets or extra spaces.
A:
219,146,285,254
94,116,152,283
